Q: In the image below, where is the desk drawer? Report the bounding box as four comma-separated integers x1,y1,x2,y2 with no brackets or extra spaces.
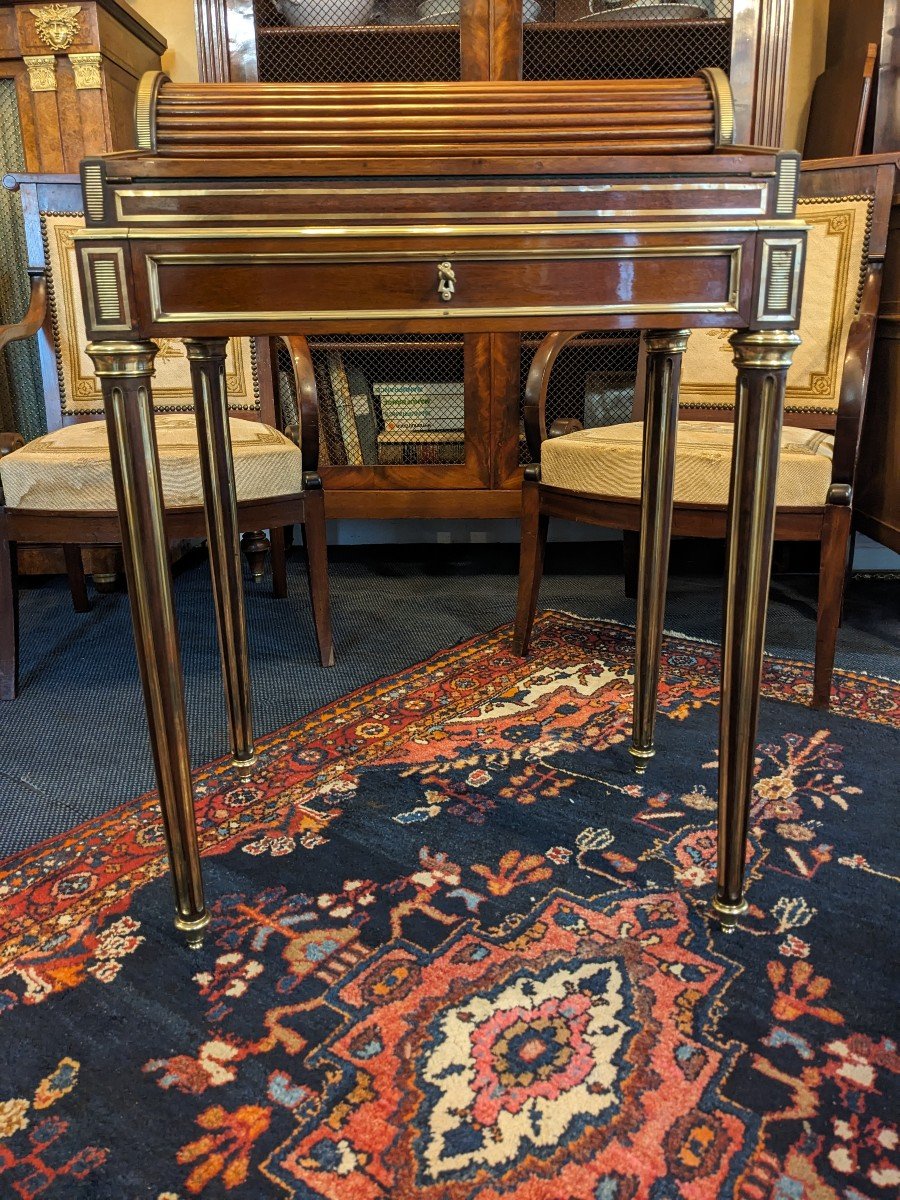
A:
137,233,749,334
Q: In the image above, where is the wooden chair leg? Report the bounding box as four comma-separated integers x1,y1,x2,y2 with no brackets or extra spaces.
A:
63,544,91,613
270,524,288,599
813,505,852,710
513,470,549,657
622,529,639,599
241,529,270,582
0,535,19,700
302,479,335,667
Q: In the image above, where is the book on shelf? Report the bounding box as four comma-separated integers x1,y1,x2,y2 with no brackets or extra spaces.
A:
372,381,465,432
313,351,381,466
376,429,465,465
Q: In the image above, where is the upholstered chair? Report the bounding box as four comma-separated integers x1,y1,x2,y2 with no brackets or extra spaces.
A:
514,158,896,730
0,177,334,699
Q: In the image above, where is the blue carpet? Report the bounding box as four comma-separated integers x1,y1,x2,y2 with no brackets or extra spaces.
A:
0,548,897,856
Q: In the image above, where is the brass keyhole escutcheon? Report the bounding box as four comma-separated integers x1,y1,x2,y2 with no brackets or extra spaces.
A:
437,261,456,302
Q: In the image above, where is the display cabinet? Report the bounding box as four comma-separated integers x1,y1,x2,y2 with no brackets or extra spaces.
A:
194,0,796,518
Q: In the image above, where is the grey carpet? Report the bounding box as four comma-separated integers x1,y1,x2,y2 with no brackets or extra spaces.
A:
1,544,897,857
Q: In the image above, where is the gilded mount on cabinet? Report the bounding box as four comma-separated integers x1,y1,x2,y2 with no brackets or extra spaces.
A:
30,4,82,52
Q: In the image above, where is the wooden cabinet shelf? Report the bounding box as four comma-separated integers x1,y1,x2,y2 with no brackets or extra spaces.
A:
528,17,729,28
256,24,459,35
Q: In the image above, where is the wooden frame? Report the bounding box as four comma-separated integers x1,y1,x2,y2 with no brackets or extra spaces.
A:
514,157,898,716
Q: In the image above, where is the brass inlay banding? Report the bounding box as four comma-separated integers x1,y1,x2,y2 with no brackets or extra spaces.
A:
93,260,122,321
81,248,131,332
111,181,772,225
134,70,169,152
145,244,742,325
75,218,805,242
765,247,795,311
756,236,804,324
776,156,799,216
82,164,104,223
699,67,735,146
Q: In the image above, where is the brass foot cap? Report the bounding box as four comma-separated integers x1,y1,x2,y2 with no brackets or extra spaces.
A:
629,745,655,774
232,753,258,781
710,896,749,931
174,910,211,949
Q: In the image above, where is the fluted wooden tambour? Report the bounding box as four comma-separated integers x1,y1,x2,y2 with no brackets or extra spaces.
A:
135,71,731,159
73,68,805,946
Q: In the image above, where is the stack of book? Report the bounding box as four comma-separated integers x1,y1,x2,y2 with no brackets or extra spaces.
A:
309,352,465,466
374,380,464,464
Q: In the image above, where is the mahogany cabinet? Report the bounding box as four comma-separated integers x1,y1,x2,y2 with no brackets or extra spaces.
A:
190,0,797,520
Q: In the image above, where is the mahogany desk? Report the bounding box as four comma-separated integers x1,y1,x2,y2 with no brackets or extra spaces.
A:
74,71,805,943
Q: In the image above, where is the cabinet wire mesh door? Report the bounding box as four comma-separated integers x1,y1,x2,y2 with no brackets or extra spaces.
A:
518,333,641,464
278,335,468,469
0,80,45,441
522,0,734,80
520,2,734,458
246,0,741,500
252,0,462,83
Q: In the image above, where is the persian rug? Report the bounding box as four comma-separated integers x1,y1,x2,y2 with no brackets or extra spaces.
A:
0,612,898,1200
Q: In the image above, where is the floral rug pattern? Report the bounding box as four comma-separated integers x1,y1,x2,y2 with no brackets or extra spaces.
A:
0,613,898,1198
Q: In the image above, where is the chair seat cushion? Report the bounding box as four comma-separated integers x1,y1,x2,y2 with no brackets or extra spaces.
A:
0,414,302,512
540,421,834,508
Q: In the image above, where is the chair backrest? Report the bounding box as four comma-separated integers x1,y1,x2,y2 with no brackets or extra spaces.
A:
676,182,875,425
4,175,263,434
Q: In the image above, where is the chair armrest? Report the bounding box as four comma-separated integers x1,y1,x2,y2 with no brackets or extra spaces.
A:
522,330,582,461
0,271,47,355
829,262,883,503
271,333,320,475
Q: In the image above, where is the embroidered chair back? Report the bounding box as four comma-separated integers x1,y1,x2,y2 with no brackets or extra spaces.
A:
677,192,873,418
41,211,259,424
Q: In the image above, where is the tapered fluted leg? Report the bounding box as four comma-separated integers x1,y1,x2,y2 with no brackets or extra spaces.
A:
513,467,548,657
712,329,800,929
88,341,208,946
629,330,690,773
184,338,255,777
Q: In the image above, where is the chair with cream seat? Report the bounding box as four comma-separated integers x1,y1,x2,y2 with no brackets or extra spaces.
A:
0,175,334,699
514,157,897,741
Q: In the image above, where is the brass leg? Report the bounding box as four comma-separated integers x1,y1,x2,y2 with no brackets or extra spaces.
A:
184,338,255,777
88,341,208,946
629,330,690,773
712,329,800,929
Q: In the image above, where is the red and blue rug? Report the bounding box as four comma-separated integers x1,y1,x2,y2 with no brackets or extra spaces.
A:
1,612,898,1199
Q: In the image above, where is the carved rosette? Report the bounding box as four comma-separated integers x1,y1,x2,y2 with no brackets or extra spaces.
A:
23,54,58,93
29,4,82,52
69,51,103,90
